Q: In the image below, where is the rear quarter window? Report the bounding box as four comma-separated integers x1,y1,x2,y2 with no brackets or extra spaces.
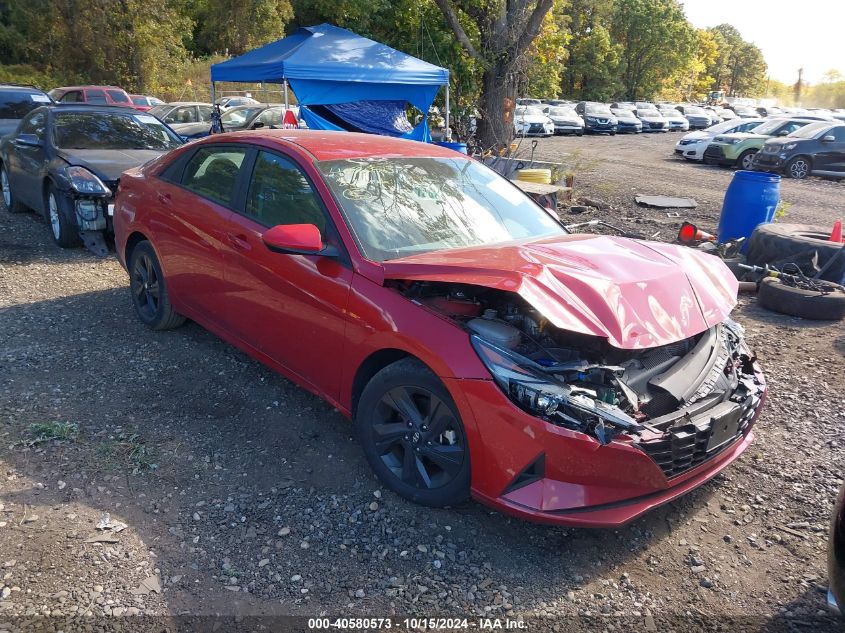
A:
0,91,49,118
108,90,130,104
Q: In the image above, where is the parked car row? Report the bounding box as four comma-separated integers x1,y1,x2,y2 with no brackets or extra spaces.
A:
674,115,845,179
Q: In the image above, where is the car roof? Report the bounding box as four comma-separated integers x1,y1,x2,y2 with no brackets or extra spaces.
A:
202,129,464,162
159,102,211,107
52,85,128,91
45,104,152,115
0,84,48,93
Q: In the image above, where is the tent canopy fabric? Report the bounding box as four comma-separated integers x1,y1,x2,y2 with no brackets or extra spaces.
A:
210,23,449,111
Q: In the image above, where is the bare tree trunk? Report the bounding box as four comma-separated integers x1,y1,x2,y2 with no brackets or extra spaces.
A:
477,65,516,151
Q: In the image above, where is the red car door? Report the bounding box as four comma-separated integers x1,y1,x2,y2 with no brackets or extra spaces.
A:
153,145,250,322
217,148,353,399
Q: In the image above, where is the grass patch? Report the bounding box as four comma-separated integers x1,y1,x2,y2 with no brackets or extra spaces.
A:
28,421,79,445
97,431,158,473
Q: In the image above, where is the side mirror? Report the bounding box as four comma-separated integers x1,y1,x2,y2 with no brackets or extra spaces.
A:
251,121,265,130
776,130,789,136
822,135,836,143
14,133,41,147
262,224,326,255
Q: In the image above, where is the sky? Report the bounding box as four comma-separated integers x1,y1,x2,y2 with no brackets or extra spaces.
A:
681,0,842,85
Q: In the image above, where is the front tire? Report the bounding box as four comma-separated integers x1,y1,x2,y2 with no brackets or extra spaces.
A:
1,165,25,213
46,185,80,248
355,358,470,507
128,240,185,330
786,156,811,179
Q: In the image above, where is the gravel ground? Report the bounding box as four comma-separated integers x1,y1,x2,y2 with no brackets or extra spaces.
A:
0,133,843,632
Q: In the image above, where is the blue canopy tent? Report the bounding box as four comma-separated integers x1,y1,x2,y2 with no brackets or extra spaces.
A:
210,24,450,142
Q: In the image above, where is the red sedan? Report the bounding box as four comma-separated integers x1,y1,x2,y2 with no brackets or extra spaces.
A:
113,130,766,528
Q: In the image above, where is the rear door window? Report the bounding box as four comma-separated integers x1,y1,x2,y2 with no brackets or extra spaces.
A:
181,146,248,207
0,91,48,119
107,90,130,104
198,106,213,121
169,106,196,124
85,90,107,104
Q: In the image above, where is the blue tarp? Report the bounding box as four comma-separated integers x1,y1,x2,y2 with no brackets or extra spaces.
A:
210,24,448,141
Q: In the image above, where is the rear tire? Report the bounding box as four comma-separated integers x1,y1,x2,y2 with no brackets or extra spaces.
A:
1,165,25,213
737,149,757,170
128,241,185,330
355,358,470,507
46,185,80,248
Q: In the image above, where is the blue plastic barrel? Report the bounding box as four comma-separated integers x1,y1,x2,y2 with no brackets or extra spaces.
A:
435,141,468,154
718,170,781,252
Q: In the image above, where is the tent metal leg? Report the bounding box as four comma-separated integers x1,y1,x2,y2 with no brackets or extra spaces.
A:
284,79,290,111
445,84,451,141
211,82,216,105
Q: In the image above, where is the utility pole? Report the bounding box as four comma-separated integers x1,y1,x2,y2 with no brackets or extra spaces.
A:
794,68,803,106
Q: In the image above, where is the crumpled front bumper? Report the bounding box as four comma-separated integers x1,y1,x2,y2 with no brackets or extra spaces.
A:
448,358,766,528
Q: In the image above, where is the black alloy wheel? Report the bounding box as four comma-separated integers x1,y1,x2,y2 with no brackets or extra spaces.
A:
356,359,470,507
131,250,161,322
128,241,185,330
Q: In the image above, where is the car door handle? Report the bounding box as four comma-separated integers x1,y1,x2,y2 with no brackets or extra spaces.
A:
227,233,252,252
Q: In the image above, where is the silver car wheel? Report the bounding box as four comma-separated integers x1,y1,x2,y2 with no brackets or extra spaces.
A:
741,152,756,170
48,192,61,240
789,159,809,179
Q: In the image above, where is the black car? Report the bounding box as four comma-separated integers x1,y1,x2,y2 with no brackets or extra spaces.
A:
0,84,53,137
0,104,182,254
752,122,845,179
674,105,711,130
830,482,845,615
575,101,618,134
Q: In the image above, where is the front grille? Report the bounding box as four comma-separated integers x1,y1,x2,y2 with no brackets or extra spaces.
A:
639,396,757,478
528,123,544,133
704,145,725,160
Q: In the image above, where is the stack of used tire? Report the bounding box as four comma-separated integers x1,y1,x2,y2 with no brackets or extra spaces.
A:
746,223,845,320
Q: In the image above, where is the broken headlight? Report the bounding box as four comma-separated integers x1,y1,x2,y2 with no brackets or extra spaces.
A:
471,335,568,417
471,335,642,444
64,166,110,196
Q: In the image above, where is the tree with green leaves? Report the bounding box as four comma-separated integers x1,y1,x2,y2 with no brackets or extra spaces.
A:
610,0,694,100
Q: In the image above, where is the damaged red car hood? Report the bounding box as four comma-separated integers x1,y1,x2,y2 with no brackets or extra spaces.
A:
380,234,738,349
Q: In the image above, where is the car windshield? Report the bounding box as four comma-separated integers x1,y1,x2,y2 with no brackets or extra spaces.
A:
516,106,543,116
0,90,51,118
548,107,574,116
317,157,565,262
752,119,794,135
638,107,660,115
148,105,171,118
586,104,612,115
221,106,263,129
788,122,832,139
685,106,705,115
53,112,183,150
709,119,759,134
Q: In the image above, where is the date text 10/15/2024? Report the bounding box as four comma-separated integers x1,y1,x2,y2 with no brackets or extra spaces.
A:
308,617,528,630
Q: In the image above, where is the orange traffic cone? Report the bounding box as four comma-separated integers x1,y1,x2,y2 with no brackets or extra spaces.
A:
678,222,716,244
830,219,843,243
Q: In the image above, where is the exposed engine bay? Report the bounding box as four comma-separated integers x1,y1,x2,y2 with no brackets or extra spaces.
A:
397,281,765,476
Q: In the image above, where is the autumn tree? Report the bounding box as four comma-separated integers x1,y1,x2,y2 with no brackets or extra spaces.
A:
610,0,694,100
196,0,293,56
432,0,555,150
